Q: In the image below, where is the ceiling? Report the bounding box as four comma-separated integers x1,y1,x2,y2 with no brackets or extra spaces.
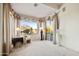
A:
11,3,62,18
45,3,63,9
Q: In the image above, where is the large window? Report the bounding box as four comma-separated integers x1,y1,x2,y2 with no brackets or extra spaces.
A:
46,20,54,33
20,19,37,34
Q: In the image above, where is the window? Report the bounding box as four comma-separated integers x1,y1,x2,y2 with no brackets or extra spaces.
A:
20,19,37,34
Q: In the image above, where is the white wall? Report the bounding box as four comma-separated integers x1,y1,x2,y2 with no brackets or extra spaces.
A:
58,4,79,52
0,3,3,55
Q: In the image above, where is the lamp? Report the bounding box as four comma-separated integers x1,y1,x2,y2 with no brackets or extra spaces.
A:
16,27,21,31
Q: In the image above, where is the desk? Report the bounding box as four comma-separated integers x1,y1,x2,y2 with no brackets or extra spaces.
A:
12,37,23,47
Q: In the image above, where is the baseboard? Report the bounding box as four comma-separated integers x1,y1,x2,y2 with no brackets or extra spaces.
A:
60,44,79,54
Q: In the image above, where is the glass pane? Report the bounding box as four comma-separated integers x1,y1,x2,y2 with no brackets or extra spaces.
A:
20,19,37,35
